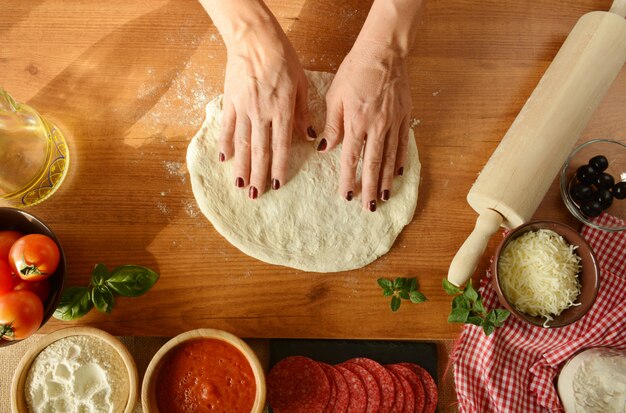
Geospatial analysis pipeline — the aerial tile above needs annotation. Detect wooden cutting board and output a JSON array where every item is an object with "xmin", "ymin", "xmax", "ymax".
[{"xmin": 1, "ymin": 0, "xmax": 624, "ymax": 340}]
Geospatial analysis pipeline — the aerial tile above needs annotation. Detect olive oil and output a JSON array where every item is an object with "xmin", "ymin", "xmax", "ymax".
[{"xmin": 0, "ymin": 89, "xmax": 69, "ymax": 207}]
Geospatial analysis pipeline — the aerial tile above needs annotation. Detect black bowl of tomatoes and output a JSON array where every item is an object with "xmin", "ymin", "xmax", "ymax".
[{"xmin": 0, "ymin": 207, "xmax": 66, "ymax": 346}]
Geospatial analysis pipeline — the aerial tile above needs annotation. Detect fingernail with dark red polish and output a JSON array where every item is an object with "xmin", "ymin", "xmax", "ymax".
[
  {"xmin": 219, "ymin": 152, "xmax": 225, "ymax": 162},
  {"xmin": 398, "ymin": 167, "xmax": 404, "ymax": 176},
  {"xmin": 369, "ymin": 200, "xmax": 377, "ymax": 212},
  {"xmin": 307, "ymin": 126, "xmax": 317, "ymax": 140},
  {"xmin": 235, "ymin": 177, "xmax": 244, "ymax": 188},
  {"xmin": 249, "ymin": 186, "xmax": 258, "ymax": 199},
  {"xmin": 381, "ymin": 190, "xmax": 390, "ymax": 201},
  {"xmin": 271, "ymin": 179, "xmax": 280, "ymax": 190},
  {"xmin": 317, "ymin": 138, "xmax": 327, "ymax": 152},
  {"xmin": 345, "ymin": 191, "xmax": 353, "ymax": 201}
]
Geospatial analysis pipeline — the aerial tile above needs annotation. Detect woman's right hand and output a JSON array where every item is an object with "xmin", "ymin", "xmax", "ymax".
[{"xmin": 217, "ymin": 12, "xmax": 311, "ymax": 199}]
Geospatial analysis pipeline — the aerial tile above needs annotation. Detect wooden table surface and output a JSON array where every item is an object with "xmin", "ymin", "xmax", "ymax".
[{"xmin": 2, "ymin": 0, "xmax": 625, "ymax": 340}]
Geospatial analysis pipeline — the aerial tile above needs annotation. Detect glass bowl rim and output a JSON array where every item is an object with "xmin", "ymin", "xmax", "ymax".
[{"xmin": 559, "ymin": 138, "xmax": 626, "ymax": 232}]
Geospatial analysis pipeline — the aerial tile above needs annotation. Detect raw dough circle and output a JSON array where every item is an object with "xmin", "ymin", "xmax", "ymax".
[{"xmin": 186, "ymin": 70, "xmax": 420, "ymax": 272}]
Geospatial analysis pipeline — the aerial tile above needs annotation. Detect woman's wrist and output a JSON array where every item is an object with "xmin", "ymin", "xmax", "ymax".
[
  {"xmin": 346, "ymin": 40, "xmax": 408, "ymax": 77},
  {"xmin": 199, "ymin": 0, "xmax": 279, "ymax": 48},
  {"xmin": 353, "ymin": 0, "xmax": 423, "ymax": 59}
]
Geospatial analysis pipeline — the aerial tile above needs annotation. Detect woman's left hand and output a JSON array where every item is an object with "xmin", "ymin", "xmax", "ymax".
[{"xmin": 320, "ymin": 41, "xmax": 413, "ymax": 212}]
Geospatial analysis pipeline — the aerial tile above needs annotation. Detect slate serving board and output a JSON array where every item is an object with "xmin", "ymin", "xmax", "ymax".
[{"xmin": 268, "ymin": 339, "xmax": 438, "ymax": 411}]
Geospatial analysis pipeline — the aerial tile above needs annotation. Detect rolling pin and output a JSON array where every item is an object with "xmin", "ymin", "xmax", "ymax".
[{"xmin": 448, "ymin": 1, "xmax": 626, "ymax": 287}]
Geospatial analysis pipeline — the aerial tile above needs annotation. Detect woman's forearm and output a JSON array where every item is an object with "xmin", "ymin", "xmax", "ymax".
[
  {"xmin": 354, "ymin": 0, "xmax": 424, "ymax": 58},
  {"xmin": 198, "ymin": 0, "xmax": 279, "ymax": 47}
]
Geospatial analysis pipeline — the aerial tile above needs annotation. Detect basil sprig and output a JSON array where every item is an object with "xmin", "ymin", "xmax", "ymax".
[
  {"xmin": 378, "ymin": 277, "xmax": 427, "ymax": 312},
  {"xmin": 54, "ymin": 264, "xmax": 159, "ymax": 321},
  {"xmin": 442, "ymin": 279, "xmax": 510, "ymax": 336}
]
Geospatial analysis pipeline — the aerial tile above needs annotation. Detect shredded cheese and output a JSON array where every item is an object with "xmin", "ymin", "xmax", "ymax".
[{"xmin": 498, "ymin": 229, "xmax": 581, "ymax": 326}]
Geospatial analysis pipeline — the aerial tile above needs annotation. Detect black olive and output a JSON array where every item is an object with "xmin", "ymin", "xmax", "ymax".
[
  {"xmin": 595, "ymin": 172, "xmax": 615, "ymax": 189},
  {"xmin": 595, "ymin": 189, "xmax": 613, "ymax": 209},
  {"xmin": 589, "ymin": 155, "xmax": 609, "ymax": 172},
  {"xmin": 569, "ymin": 183, "xmax": 594, "ymax": 202},
  {"xmin": 613, "ymin": 182, "xmax": 626, "ymax": 200},
  {"xmin": 580, "ymin": 200, "xmax": 603, "ymax": 217},
  {"xmin": 576, "ymin": 164, "xmax": 597, "ymax": 184}
]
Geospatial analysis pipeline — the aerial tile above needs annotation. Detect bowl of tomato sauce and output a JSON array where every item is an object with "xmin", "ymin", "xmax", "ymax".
[
  {"xmin": 141, "ymin": 328, "xmax": 266, "ymax": 413},
  {"xmin": 0, "ymin": 207, "xmax": 66, "ymax": 347}
]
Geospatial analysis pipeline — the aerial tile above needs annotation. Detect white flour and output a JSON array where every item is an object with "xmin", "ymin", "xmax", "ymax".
[{"xmin": 25, "ymin": 335, "xmax": 130, "ymax": 413}]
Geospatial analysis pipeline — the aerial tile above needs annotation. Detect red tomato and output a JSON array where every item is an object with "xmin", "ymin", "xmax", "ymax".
[
  {"xmin": 12, "ymin": 278, "xmax": 51, "ymax": 303},
  {"xmin": 0, "ymin": 290, "xmax": 43, "ymax": 341},
  {"xmin": 0, "ymin": 260, "xmax": 12, "ymax": 296},
  {"xmin": 9, "ymin": 234, "xmax": 60, "ymax": 281},
  {"xmin": 0, "ymin": 231, "xmax": 23, "ymax": 262}
]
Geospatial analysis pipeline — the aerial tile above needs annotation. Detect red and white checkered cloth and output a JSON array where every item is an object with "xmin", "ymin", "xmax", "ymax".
[{"xmin": 453, "ymin": 214, "xmax": 626, "ymax": 412}]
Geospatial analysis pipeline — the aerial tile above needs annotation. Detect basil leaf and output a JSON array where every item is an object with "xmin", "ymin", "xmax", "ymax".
[
  {"xmin": 92, "ymin": 263, "xmax": 110, "ymax": 286},
  {"xmin": 407, "ymin": 278, "xmax": 418, "ymax": 292},
  {"xmin": 442, "ymin": 279, "xmax": 462, "ymax": 295},
  {"xmin": 393, "ymin": 278, "xmax": 404, "ymax": 289},
  {"xmin": 398, "ymin": 290, "xmax": 410, "ymax": 300},
  {"xmin": 382, "ymin": 288, "xmax": 393, "ymax": 297},
  {"xmin": 482, "ymin": 322, "xmax": 496, "ymax": 336},
  {"xmin": 452, "ymin": 295, "xmax": 469, "ymax": 310},
  {"xmin": 467, "ymin": 316, "xmax": 484, "ymax": 327},
  {"xmin": 92, "ymin": 285, "xmax": 115, "ymax": 314},
  {"xmin": 486, "ymin": 310, "xmax": 498, "ymax": 325},
  {"xmin": 493, "ymin": 309, "xmax": 511, "ymax": 327},
  {"xmin": 390, "ymin": 296, "xmax": 401, "ymax": 312},
  {"xmin": 473, "ymin": 300, "xmax": 486, "ymax": 315},
  {"xmin": 463, "ymin": 281, "xmax": 479, "ymax": 302},
  {"xmin": 54, "ymin": 287, "xmax": 94, "ymax": 321},
  {"xmin": 377, "ymin": 278, "xmax": 393, "ymax": 290},
  {"xmin": 448, "ymin": 308, "xmax": 470, "ymax": 323},
  {"xmin": 409, "ymin": 291, "xmax": 426, "ymax": 303},
  {"xmin": 106, "ymin": 265, "xmax": 159, "ymax": 297}
]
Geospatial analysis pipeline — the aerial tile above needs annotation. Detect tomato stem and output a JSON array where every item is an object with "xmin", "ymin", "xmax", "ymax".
[
  {"xmin": 20, "ymin": 264, "xmax": 43, "ymax": 276},
  {"xmin": 0, "ymin": 322, "xmax": 15, "ymax": 340}
]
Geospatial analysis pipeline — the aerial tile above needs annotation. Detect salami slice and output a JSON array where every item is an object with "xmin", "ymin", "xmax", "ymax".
[
  {"xmin": 387, "ymin": 364, "xmax": 425, "ymax": 413},
  {"xmin": 340, "ymin": 362, "xmax": 381, "ymax": 413},
  {"xmin": 319, "ymin": 362, "xmax": 338, "ymax": 413},
  {"xmin": 346, "ymin": 358, "xmax": 395, "ymax": 412},
  {"xmin": 321, "ymin": 363, "xmax": 350, "ymax": 413},
  {"xmin": 385, "ymin": 367, "xmax": 405, "ymax": 413},
  {"xmin": 397, "ymin": 363, "xmax": 437, "ymax": 413},
  {"xmin": 268, "ymin": 356, "xmax": 331, "ymax": 413},
  {"xmin": 336, "ymin": 365, "xmax": 367, "ymax": 413},
  {"xmin": 387, "ymin": 366, "xmax": 415, "ymax": 413}
]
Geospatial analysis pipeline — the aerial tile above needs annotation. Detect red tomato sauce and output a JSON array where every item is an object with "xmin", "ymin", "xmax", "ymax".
[{"xmin": 155, "ymin": 338, "xmax": 256, "ymax": 413}]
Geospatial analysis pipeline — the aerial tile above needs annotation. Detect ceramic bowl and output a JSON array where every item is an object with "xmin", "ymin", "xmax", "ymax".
[
  {"xmin": 492, "ymin": 221, "xmax": 600, "ymax": 328},
  {"xmin": 142, "ymin": 328, "xmax": 266, "ymax": 413},
  {"xmin": 560, "ymin": 139, "xmax": 626, "ymax": 231},
  {"xmin": 11, "ymin": 326, "xmax": 138, "ymax": 413},
  {"xmin": 0, "ymin": 207, "xmax": 66, "ymax": 347}
]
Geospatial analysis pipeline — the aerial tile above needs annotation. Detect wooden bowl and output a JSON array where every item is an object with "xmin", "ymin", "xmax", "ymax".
[
  {"xmin": 142, "ymin": 328, "xmax": 266, "ymax": 413},
  {"xmin": 11, "ymin": 327, "xmax": 138, "ymax": 413},
  {"xmin": 492, "ymin": 221, "xmax": 600, "ymax": 328},
  {"xmin": 0, "ymin": 207, "xmax": 66, "ymax": 347}
]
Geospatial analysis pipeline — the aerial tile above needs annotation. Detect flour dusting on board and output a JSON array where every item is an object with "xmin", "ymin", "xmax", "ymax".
[
  {"xmin": 164, "ymin": 161, "xmax": 187, "ymax": 179},
  {"xmin": 138, "ymin": 61, "xmax": 215, "ymax": 133}
]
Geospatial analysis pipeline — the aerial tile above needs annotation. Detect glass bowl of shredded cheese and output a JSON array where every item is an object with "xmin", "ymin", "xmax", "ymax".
[{"xmin": 492, "ymin": 221, "xmax": 600, "ymax": 328}]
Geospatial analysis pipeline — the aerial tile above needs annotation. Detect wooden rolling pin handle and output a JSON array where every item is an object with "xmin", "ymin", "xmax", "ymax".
[
  {"xmin": 447, "ymin": 209, "xmax": 504, "ymax": 287},
  {"xmin": 610, "ymin": 0, "xmax": 626, "ymax": 17}
]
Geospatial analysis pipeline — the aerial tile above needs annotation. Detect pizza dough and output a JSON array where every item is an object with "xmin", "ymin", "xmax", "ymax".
[{"xmin": 186, "ymin": 70, "xmax": 420, "ymax": 272}]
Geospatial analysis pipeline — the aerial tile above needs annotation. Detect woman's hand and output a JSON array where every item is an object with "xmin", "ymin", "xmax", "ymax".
[
  {"xmin": 320, "ymin": 42, "xmax": 412, "ymax": 211},
  {"xmin": 200, "ymin": 0, "xmax": 311, "ymax": 199}
]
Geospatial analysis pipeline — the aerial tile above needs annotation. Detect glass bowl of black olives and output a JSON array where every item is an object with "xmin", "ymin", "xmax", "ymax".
[{"xmin": 560, "ymin": 139, "xmax": 626, "ymax": 231}]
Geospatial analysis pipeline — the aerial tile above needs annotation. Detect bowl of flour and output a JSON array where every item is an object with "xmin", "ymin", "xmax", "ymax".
[{"xmin": 11, "ymin": 327, "xmax": 137, "ymax": 413}]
